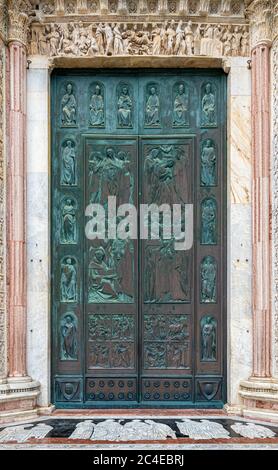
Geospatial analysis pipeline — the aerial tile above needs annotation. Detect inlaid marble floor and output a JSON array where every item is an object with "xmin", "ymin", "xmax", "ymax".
[{"xmin": 0, "ymin": 415, "xmax": 278, "ymax": 448}]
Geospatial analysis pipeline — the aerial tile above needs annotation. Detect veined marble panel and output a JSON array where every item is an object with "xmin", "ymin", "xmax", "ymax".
[{"xmin": 230, "ymin": 96, "xmax": 251, "ymax": 204}]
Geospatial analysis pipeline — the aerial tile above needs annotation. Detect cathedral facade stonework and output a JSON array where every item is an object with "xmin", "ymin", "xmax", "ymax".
[{"xmin": 0, "ymin": 0, "xmax": 278, "ymax": 422}]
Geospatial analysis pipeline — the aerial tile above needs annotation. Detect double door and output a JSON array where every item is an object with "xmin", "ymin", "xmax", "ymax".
[{"xmin": 51, "ymin": 70, "xmax": 226, "ymax": 407}]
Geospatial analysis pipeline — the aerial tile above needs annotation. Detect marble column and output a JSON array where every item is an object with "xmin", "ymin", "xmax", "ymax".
[
  {"xmin": 273, "ymin": 0, "xmax": 278, "ymax": 381},
  {"xmin": 239, "ymin": 0, "xmax": 278, "ymax": 421},
  {"xmin": 0, "ymin": 4, "xmax": 7, "ymax": 383},
  {"xmin": 0, "ymin": 2, "xmax": 40, "ymax": 424}
]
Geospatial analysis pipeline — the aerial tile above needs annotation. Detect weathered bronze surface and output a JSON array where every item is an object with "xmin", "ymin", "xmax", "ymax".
[{"xmin": 51, "ymin": 69, "xmax": 226, "ymax": 407}]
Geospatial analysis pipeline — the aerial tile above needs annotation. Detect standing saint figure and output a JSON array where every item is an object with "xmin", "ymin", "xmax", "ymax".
[
  {"xmin": 201, "ymin": 316, "xmax": 216, "ymax": 360},
  {"xmin": 104, "ymin": 23, "xmax": 114, "ymax": 55},
  {"xmin": 201, "ymin": 83, "xmax": 216, "ymax": 126},
  {"xmin": 61, "ymin": 83, "xmax": 77, "ymax": 125},
  {"xmin": 61, "ymin": 314, "xmax": 77, "ymax": 360},
  {"xmin": 201, "ymin": 139, "xmax": 217, "ymax": 186},
  {"xmin": 175, "ymin": 20, "xmax": 185, "ymax": 55},
  {"xmin": 61, "ymin": 258, "xmax": 77, "ymax": 302},
  {"xmin": 61, "ymin": 198, "xmax": 77, "ymax": 243},
  {"xmin": 113, "ymin": 23, "xmax": 124, "ymax": 55},
  {"xmin": 184, "ymin": 21, "xmax": 194, "ymax": 55},
  {"xmin": 95, "ymin": 23, "xmax": 105, "ymax": 54},
  {"xmin": 117, "ymin": 85, "xmax": 132, "ymax": 127},
  {"xmin": 201, "ymin": 198, "xmax": 217, "ymax": 244},
  {"xmin": 61, "ymin": 140, "xmax": 76, "ymax": 185},
  {"xmin": 89, "ymin": 84, "xmax": 104, "ymax": 126},
  {"xmin": 152, "ymin": 23, "xmax": 162, "ymax": 55},
  {"xmin": 200, "ymin": 256, "xmax": 217, "ymax": 303},
  {"xmin": 145, "ymin": 86, "xmax": 160, "ymax": 126},
  {"xmin": 173, "ymin": 83, "xmax": 188, "ymax": 127}
]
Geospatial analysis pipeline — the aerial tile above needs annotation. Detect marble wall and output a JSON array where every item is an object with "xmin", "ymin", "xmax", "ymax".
[
  {"xmin": 26, "ymin": 58, "xmax": 252, "ymax": 407},
  {"xmin": 26, "ymin": 57, "xmax": 50, "ymax": 406},
  {"xmin": 227, "ymin": 57, "xmax": 252, "ymax": 404}
]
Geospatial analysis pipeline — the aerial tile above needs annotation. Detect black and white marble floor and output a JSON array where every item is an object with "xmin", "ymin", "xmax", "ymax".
[{"xmin": 0, "ymin": 415, "xmax": 278, "ymax": 448}]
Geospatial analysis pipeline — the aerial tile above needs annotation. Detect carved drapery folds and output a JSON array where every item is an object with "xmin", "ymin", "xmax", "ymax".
[{"xmin": 28, "ymin": 20, "xmax": 250, "ymax": 58}]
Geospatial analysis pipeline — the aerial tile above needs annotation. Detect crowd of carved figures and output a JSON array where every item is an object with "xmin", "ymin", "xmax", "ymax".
[{"xmin": 29, "ymin": 20, "xmax": 249, "ymax": 57}]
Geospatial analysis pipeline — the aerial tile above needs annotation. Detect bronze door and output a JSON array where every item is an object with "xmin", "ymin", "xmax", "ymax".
[{"xmin": 51, "ymin": 70, "xmax": 226, "ymax": 407}]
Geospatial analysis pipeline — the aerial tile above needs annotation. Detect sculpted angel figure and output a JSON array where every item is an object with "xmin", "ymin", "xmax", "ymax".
[
  {"xmin": 175, "ymin": 20, "xmax": 185, "ymax": 55},
  {"xmin": 184, "ymin": 20, "xmax": 194, "ymax": 55}
]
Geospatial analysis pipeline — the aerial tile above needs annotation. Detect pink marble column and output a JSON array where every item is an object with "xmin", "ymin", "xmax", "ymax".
[
  {"xmin": 8, "ymin": 40, "xmax": 27, "ymax": 378},
  {"xmin": 251, "ymin": 42, "xmax": 272, "ymax": 378}
]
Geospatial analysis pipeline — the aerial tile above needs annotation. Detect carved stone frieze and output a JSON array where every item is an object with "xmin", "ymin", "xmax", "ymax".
[
  {"xmin": 27, "ymin": 20, "xmax": 250, "ymax": 57},
  {"xmin": 38, "ymin": 0, "xmax": 245, "ymax": 17}
]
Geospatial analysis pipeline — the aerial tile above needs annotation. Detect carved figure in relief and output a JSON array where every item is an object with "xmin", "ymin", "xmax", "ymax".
[
  {"xmin": 38, "ymin": 28, "xmax": 48, "ymax": 55},
  {"xmin": 173, "ymin": 83, "xmax": 189, "ymax": 127},
  {"xmin": 145, "ymin": 343, "xmax": 166, "ymax": 368},
  {"xmin": 193, "ymin": 23, "xmax": 202, "ymax": 55},
  {"xmin": 201, "ymin": 316, "xmax": 216, "ymax": 361},
  {"xmin": 201, "ymin": 256, "xmax": 217, "ymax": 303},
  {"xmin": 241, "ymin": 26, "xmax": 249, "ymax": 56},
  {"xmin": 145, "ymin": 86, "xmax": 160, "ymax": 126},
  {"xmin": 200, "ymin": 24, "xmax": 214, "ymax": 55},
  {"xmin": 160, "ymin": 20, "xmax": 168, "ymax": 54},
  {"xmin": 117, "ymin": 84, "xmax": 132, "ymax": 127},
  {"xmin": 90, "ymin": 343, "xmax": 109, "ymax": 367},
  {"xmin": 166, "ymin": 19, "xmax": 176, "ymax": 54},
  {"xmin": 113, "ymin": 23, "xmax": 124, "ymax": 55},
  {"xmin": 201, "ymin": 139, "xmax": 216, "ymax": 186},
  {"xmin": 61, "ymin": 198, "xmax": 77, "ymax": 243},
  {"xmin": 174, "ymin": 20, "xmax": 185, "ymax": 55},
  {"xmin": 104, "ymin": 23, "xmax": 114, "ymax": 55},
  {"xmin": 212, "ymin": 25, "xmax": 223, "ymax": 57},
  {"xmin": 144, "ymin": 145, "xmax": 185, "ymax": 204},
  {"xmin": 168, "ymin": 343, "xmax": 188, "ymax": 368},
  {"xmin": 88, "ymin": 245, "xmax": 133, "ymax": 303},
  {"xmin": 112, "ymin": 343, "xmax": 132, "ymax": 368},
  {"xmin": 61, "ymin": 258, "xmax": 77, "ymax": 302},
  {"xmin": 231, "ymin": 26, "xmax": 241, "ymax": 56},
  {"xmin": 221, "ymin": 0, "xmax": 230, "ymax": 13},
  {"xmin": 89, "ymin": 84, "xmax": 104, "ymax": 126},
  {"xmin": 61, "ymin": 140, "xmax": 76, "ymax": 185},
  {"xmin": 95, "ymin": 23, "xmax": 105, "ymax": 54},
  {"xmin": 184, "ymin": 20, "xmax": 194, "ymax": 55},
  {"xmin": 152, "ymin": 23, "xmax": 162, "ymax": 55},
  {"xmin": 201, "ymin": 198, "xmax": 217, "ymax": 244},
  {"xmin": 222, "ymin": 25, "xmax": 233, "ymax": 56},
  {"xmin": 199, "ymin": 0, "xmax": 209, "ymax": 13},
  {"xmin": 61, "ymin": 83, "xmax": 77, "ymax": 125},
  {"xmin": 77, "ymin": 0, "xmax": 87, "ymax": 9},
  {"xmin": 48, "ymin": 23, "xmax": 60, "ymax": 56},
  {"xmin": 201, "ymin": 83, "xmax": 216, "ymax": 126},
  {"xmin": 61, "ymin": 313, "xmax": 78, "ymax": 360}
]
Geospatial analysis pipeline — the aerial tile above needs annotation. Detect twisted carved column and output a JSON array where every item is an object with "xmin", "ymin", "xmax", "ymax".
[{"xmin": 239, "ymin": 0, "xmax": 278, "ymax": 419}]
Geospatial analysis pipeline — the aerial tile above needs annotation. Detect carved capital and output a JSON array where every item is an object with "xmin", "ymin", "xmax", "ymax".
[
  {"xmin": 273, "ymin": 1, "xmax": 278, "ymax": 43},
  {"xmin": 7, "ymin": 0, "xmax": 31, "ymax": 45},
  {"xmin": 246, "ymin": 0, "xmax": 272, "ymax": 49}
]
